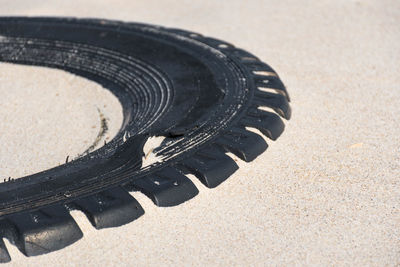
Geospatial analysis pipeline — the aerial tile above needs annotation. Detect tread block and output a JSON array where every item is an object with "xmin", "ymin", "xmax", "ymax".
[
  {"xmin": 242, "ymin": 108, "xmax": 285, "ymax": 140},
  {"xmin": 179, "ymin": 146, "xmax": 239, "ymax": 188},
  {"xmin": 204, "ymin": 37, "xmax": 234, "ymax": 48},
  {"xmin": 0, "ymin": 239, "xmax": 10, "ymax": 263},
  {"xmin": 73, "ymin": 187, "xmax": 144, "ymax": 229},
  {"xmin": 216, "ymin": 127, "xmax": 268, "ymax": 162},
  {"xmin": 7, "ymin": 205, "xmax": 83, "ymax": 257},
  {"xmin": 244, "ymin": 61, "xmax": 275, "ymax": 72},
  {"xmin": 253, "ymin": 91, "xmax": 292, "ymax": 119},
  {"xmin": 129, "ymin": 167, "xmax": 199, "ymax": 207},
  {"xmin": 254, "ymin": 75, "xmax": 290, "ymax": 100},
  {"xmin": 229, "ymin": 48, "xmax": 259, "ymax": 60}
]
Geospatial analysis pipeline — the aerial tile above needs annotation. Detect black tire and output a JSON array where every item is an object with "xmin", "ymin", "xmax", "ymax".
[{"xmin": 0, "ymin": 17, "xmax": 290, "ymax": 262}]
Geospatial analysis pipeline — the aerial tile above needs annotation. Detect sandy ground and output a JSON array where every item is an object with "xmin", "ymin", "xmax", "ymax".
[
  {"xmin": 0, "ymin": 63, "xmax": 123, "ymax": 179},
  {"xmin": 1, "ymin": 0, "xmax": 399, "ymax": 266}
]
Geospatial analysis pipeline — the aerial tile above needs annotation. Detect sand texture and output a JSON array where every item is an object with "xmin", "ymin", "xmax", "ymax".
[
  {"xmin": 0, "ymin": 63, "xmax": 123, "ymax": 179},
  {"xmin": 0, "ymin": 0, "xmax": 399, "ymax": 266}
]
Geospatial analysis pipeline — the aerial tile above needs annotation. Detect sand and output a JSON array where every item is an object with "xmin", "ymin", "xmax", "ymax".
[
  {"xmin": 0, "ymin": 0, "xmax": 399, "ymax": 266},
  {"xmin": 0, "ymin": 63, "xmax": 123, "ymax": 179}
]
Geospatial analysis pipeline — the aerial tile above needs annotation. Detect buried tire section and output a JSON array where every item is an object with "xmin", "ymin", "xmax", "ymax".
[{"xmin": 0, "ymin": 17, "xmax": 290, "ymax": 262}]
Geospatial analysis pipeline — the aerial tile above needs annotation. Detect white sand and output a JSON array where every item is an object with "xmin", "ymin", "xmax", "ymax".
[
  {"xmin": 0, "ymin": 63, "xmax": 123, "ymax": 179},
  {"xmin": 1, "ymin": 0, "xmax": 399, "ymax": 266}
]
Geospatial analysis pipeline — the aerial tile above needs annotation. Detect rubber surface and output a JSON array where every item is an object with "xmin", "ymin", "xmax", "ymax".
[{"xmin": 0, "ymin": 17, "xmax": 290, "ymax": 262}]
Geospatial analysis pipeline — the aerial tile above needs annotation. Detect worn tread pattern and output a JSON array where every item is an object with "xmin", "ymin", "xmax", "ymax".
[{"xmin": 0, "ymin": 17, "xmax": 290, "ymax": 262}]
